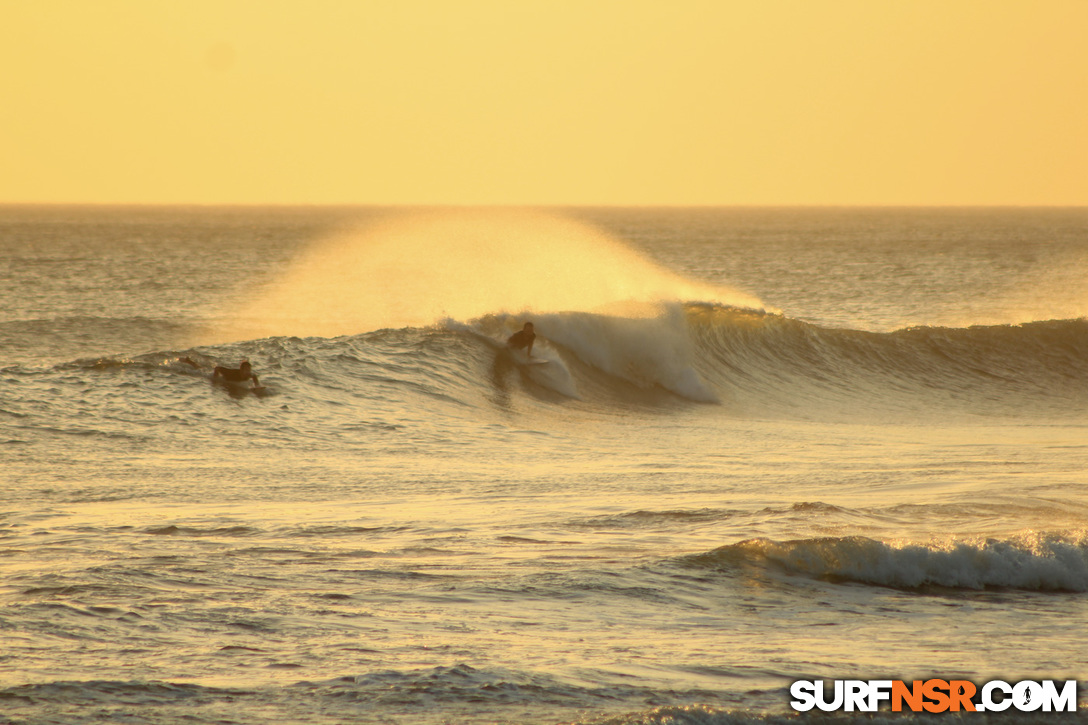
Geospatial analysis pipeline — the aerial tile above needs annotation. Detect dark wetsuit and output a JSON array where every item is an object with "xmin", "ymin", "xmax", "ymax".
[
  {"xmin": 214, "ymin": 364, "xmax": 259, "ymax": 386},
  {"xmin": 507, "ymin": 329, "xmax": 535, "ymax": 351}
]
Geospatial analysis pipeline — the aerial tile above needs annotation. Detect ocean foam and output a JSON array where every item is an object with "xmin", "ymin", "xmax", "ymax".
[
  {"xmin": 692, "ymin": 533, "xmax": 1088, "ymax": 591},
  {"xmin": 528, "ymin": 305, "xmax": 719, "ymax": 403}
]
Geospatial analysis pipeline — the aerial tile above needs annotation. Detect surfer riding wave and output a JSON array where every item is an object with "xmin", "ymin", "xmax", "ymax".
[{"xmin": 507, "ymin": 322, "xmax": 536, "ymax": 358}]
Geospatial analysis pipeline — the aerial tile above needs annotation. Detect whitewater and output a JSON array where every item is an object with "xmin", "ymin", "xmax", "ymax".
[{"xmin": 2, "ymin": 206, "xmax": 1087, "ymax": 724}]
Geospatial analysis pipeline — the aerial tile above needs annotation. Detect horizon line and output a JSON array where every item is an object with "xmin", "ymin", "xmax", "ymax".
[{"xmin": 2, "ymin": 201, "xmax": 1087, "ymax": 210}]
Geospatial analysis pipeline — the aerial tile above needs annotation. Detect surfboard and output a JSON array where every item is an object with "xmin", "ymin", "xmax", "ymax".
[{"xmin": 522, "ymin": 358, "xmax": 549, "ymax": 366}]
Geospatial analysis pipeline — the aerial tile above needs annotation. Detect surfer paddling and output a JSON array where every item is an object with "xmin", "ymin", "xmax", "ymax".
[
  {"xmin": 506, "ymin": 322, "xmax": 536, "ymax": 358},
  {"xmin": 213, "ymin": 360, "xmax": 260, "ymax": 387}
]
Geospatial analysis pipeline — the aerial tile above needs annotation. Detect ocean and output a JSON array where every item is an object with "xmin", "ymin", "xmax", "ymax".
[{"xmin": 1, "ymin": 205, "xmax": 1087, "ymax": 724}]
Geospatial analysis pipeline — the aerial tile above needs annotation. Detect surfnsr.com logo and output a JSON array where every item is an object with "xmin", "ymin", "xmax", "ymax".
[{"xmin": 790, "ymin": 680, "xmax": 1077, "ymax": 713}]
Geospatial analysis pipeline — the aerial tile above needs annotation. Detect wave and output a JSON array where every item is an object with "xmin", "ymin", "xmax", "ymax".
[
  {"xmin": 457, "ymin": 305, "xmax": 1088, "ymax": 418},
  {"xmin": 690, "ymin": 305, "xmax": 1088, "ymax": 419},
  {"xmin": 0, "ymin": 315, "xmax": 190, "ymax": 366},
  {"xmin": 0, "ymin": 679, "xmax": 247, "ymax": 705},
  {"xmin": 566, "ymin": 508, "xmax": 742, "ymax": 532},
  {"xmin": 682, "ymin": 532, "xmax": 1088, "ymax": 592},
  {"xmin": 0, "ymin": 669, "xmax": 744, "ymax": 725},
  {"xmin": 8, "ymin": 303, "xmax": 1088, "ymax": 424}
]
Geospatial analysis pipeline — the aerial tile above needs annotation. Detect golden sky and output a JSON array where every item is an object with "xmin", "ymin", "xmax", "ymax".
[{"xmin": 3, "ymin": 1, "xmax": 1086, "ymax": 206}]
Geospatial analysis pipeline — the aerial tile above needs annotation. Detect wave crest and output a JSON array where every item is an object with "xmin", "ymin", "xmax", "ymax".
[{"xmin": 684, "ymin": 533, "xmax": 1088, "ymax": 591}]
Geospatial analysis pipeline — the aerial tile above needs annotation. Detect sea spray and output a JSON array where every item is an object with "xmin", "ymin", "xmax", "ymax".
[{"xmin": 205, "ymin": 209, "xmax": 763, "ymax": 343}]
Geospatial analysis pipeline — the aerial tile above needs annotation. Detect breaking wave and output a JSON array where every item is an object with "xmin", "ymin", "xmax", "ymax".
[
  {"xmin": 683, "ymin": 532, "xmax": 1088, "ymax": 592},
  {"xmin": 9, "ymin": 303, "xmax": 1088, "ymax": 425}
]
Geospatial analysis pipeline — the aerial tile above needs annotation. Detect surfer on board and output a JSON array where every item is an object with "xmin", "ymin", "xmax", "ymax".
[
  {"xmin": 506, "ymin": 322, "xmax": 536, "ymax": 358},
  {"xmin": 213, "ymin": 360, "xmax": 260, "ymax": 387}
]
